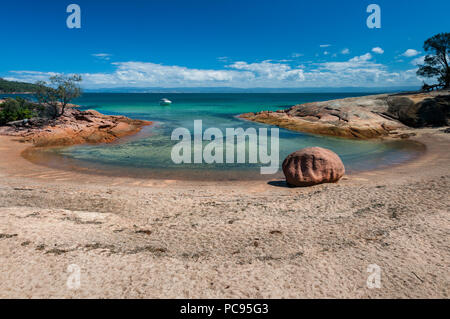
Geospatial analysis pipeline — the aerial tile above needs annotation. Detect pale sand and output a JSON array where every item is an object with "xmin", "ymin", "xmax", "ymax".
[{"xmin": 0, "ymin": 130, "xmax": 449, "ymax": 298}]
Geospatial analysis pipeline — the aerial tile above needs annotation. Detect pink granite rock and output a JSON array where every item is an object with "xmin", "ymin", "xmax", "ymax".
[{"xmin": 282, "ymin": 147, "xmax": 345, "ymax": 187}]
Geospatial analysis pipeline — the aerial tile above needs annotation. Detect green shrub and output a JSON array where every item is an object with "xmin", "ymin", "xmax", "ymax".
[{"xmin": 0, "ymin": 97, "xmax": 37, "ymax": 125}]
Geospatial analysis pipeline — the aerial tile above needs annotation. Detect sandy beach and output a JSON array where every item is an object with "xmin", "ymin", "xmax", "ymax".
[
  {"xmin": 0, "ymin": 127, "xmax": 449, "ymax": 298},
  {"xmin": 2, "ymin": 0, "xmax": 449, "ymax": 303}
]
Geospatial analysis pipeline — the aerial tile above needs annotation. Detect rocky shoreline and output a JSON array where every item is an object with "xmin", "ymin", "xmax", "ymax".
[
  {"xmin": 0, "ymin": 106, "xmax": 152, "ymax": 147},
  {"xmin": 1, "ymin": 91, "xmax": 448, "ymax": 149},
  {"xmin": 239, "ymin": 90, "xmax": 450, "ymax": 139}
]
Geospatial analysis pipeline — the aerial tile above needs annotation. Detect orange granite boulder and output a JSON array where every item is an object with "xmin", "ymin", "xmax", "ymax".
[{"xmin": 282, "ymin": 147, "xmax": 345, "ymax": 187}]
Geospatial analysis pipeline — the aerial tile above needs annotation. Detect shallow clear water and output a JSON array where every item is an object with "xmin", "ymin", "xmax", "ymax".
[{"xmin": 25, "ymin": 93, "xmax": 425, "ymax": 180}]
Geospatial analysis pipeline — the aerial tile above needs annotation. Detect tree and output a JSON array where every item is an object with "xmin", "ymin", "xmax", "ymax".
[
  {"xmin": 417, "ymin": 33, "xmax": 450, "ymax": 89},
  {"xmin": 35, "ymin": 75, "xmax": 82, "ymax": 118}
]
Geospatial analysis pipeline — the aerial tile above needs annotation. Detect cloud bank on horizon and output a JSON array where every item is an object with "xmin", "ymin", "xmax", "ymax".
[{"xmin": 5, "ymin": 50, "xmax": 424, "ymax": 89}]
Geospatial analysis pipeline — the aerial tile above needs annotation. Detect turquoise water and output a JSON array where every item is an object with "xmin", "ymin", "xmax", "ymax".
[{"xmin": 27, "ymin": 93, "xmax": 424, "ymax": 180}]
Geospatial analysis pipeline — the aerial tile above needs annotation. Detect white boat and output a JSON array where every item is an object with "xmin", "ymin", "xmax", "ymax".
[{"xmin": 159, "ymin": 98, "xmax": 172, "ymax": 106}]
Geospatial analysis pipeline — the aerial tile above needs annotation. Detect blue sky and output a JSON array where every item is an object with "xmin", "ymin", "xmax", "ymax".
[{"xmin": 1, "ymin": 0, "xmax": 449, "ymax": 89}]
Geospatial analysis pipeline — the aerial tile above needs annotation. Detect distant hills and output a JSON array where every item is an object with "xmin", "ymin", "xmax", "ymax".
[
  {"xmin": 84, "ymin": 86, "xmax": 420, "ymax": 94},
  {"xmin": 0, "ymin": 78, "xmax": 39, "ymax": 93},
  {"xmin": 0, "ymin": 77, "xmax": 419, "ymax": 94}
]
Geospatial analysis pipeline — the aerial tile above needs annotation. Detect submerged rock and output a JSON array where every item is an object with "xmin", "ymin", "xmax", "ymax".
[{"xmin": 282, "ymin": 147, "xmax": 345, "ymax": 187}]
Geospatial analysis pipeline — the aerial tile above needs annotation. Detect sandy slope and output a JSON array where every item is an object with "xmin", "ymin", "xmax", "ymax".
[{"xmin": 0, "ymin": 130, "xmax": 449, "ymax": 298}]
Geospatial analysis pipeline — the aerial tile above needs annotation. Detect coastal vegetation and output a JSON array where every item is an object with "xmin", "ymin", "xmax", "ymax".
[
  {"xmin": 0, "ymin": 78, "xmax": 39, "ymax": 93},
  {"xmin": 0, "ymin": 97, "xmax": 42, "ymax": 125},
  {"xmin": 417, "ymin": 32, "xmax": 450, "ymax": 89},
  {"xmin": 35, "ymin": 75, "xmax": 82, "ymax": 118},
  {"xmin": 0, "ymin": 75, "xmax": 82, "ymax": 125}
]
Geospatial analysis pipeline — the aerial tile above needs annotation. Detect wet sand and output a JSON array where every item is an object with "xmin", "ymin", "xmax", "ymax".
[{"xmin": 0, "ymin": 129, "xmax": 449, "ymax": 298}]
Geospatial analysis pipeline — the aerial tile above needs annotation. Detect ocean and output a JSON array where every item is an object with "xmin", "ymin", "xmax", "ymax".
[{"xmin": 20, "ymin": 93, "xmax": 425, "ymax": 180}]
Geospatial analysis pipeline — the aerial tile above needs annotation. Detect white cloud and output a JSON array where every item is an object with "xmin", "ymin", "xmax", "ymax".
[
  {"xmin": 4, "ymin": 53, "xmax": 422, "ymax": 88},
  {"xmin": 291, "ymin": 53, "xmax": 303, "ymax": 58},
  {"xmin": 341, "ymin": 48, "xmax": 350, "ymax": 55},
  {"xmin": 320, "ymin": 44, "xmax": 331, "ymax": 48},
  {"xmin": 411, "ymin": 55, "xmax": 425, "ymax": 66},
  {"xmin": 372, "ymin": 47, "xmax": 384, "ymax": 54},
  {"xmin": 307, "ymin": 53, "xmax": 419, "ymax": 86},
  {"xmin": 227, "ymin": 60, "xmax": 305, "ymax": 81},
  {"xmin": 217, "ymin": 56, "xmax": 229, "ymax": 62},
  {"xmin": 92, "ymin": 53, "xmax": 112, "ymax": 60},
  {"xmin": 107, "ymin": 61, "xmax": 254, "ymax": 85},
  {"xmin": 402, "ymin": 49, "xmax": 420, "ymax": 57},
  {"xmin": 6, "ymin": 60, "xmax": 304, "ymax": 87},
  {"xmin": 316, "ymin": 53, "xmax": 376, "ymax": 73},
  {"xmin": 350, "ymin": 53, "xmax": 372, "ymax": 62},
  {"xmin": 4, "ymin": 71, "xmax": 60, "ymax": 83},
  {"xmin": 5, "ymin": 64, "xmax": 250, "ymax": 87}
]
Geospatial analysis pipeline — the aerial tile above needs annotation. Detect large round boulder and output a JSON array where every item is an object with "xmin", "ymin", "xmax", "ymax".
[{"xmin": 282, "ymin": 147, "xmax": 345, "ymax": 187}]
